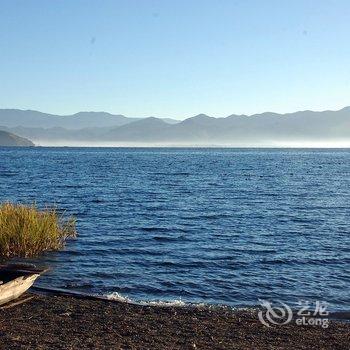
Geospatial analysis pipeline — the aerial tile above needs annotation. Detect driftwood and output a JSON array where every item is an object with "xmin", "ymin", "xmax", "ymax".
[
  {"xmin": 0, "ymin": 263, "xmax": 48, "ymax": 306},
  {"xmin": 0, "ymin": 294, "xmax": 35, "ymax": 309}
]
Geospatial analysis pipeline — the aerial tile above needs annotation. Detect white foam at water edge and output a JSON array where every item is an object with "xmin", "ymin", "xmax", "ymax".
[
  {"xmin": 140, "ymin": 299, "xmax": 187, "ymax": 307},
  {"xmin": 105, "ymin": 292, "xmax": 133, "ymax": 303},
  {"xmin": 104, "ymin": 292, "xmax": 209, "ymax": 308}
]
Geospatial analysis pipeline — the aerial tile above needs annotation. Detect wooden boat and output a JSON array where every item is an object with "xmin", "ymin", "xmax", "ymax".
[{"xmin": 0, "ymin": 263, "xmax": 48, "ymax": 306}]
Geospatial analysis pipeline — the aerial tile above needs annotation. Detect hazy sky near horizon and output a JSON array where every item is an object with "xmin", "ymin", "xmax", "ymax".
[{"xmin": 1, "ymin": 0, "xmax": 349, "ymax": 119}]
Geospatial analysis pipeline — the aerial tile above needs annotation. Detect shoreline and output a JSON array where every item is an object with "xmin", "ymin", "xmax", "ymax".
[
  {"xmin": 0, "ymin": 292, "xmax": 349, "ymax": 349},
  {"xmin": 32, "ymin": 285, "xmax": 350, "ymax": 320}
]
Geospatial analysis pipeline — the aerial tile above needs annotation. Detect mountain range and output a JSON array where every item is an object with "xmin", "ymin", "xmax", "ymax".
[
  {"xmin": 0, "ymin": 109, "xmax": 179, "ymax": 129},
  {"xmin": 1, "ymin": 107, "xmax": 350, "ymax": 146}
]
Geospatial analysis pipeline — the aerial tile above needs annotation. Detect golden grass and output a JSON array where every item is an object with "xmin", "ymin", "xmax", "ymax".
[{"xmin": 0, "ymin": 202, "xmax": 76, "ymax": 259}]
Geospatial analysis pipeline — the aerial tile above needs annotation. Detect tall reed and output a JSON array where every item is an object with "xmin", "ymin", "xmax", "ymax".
[{"xmin": 0, "ymin": 202, "xmax": 76, "ymax": 259}]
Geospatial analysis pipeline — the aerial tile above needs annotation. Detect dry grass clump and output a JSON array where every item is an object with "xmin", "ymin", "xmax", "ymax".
[{"xmin": 0, "ymin": 202, "xmax": 76, "ymax": 259}]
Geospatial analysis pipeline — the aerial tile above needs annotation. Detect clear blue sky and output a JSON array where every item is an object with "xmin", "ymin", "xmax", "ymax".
[{"xmin": 1, "ymin": 0, "xmax": 349, "ymax": 119}]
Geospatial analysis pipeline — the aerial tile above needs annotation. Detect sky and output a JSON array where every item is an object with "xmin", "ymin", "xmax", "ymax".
[{"xmin": 0, "ymin": 0, "xmax": 349, "ymax": 120}]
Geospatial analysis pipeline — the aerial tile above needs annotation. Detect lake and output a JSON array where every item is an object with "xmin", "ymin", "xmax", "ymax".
[{"xmin": 0, "ymin": 147, "xmax": 349, "ymax": 310}]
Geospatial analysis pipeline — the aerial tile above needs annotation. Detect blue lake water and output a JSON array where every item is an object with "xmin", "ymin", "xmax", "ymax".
[{"xmin": 0, "ymin": 147, "xmax": 349, "ymax": 310}]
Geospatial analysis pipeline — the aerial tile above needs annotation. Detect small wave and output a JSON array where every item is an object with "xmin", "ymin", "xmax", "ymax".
[
  {"xmin": 0, "ymin": 171, "xmax": 18, "ymax": 177},
  {"xmin": 153, "ymin": 235, "xmax": 187, "ymax": 242},
  {"xmin": 153, "ymin": 172, "xmax": 190, "ymax": 176},
  {"xmin": 141, "ymin": 227, "xmax": 168, "ymax": 233},
  {"xmin": 91, "ymin": 198, "xmax": 105, "ymax": 203},
  {"xmin": 64, "ymin": 281, "xmax": 94, "ymax": 289},
  {"xmin": 56, "ymin": 184, "xmax": 84, "ymax": 189},
  {"xmin": 106, "ymin": 291, "xmax": 133, "ymax": 303},
  {"xmin": 180, "ymin": 213, "xmax": 232, "ymax": 220},
  {"xmin": 105, "ymin": 292, "xmax": 198, "ymax": 308},
  {"xmin": 141, "ymin": 299, "xmax": 187, "ymax": 307}
]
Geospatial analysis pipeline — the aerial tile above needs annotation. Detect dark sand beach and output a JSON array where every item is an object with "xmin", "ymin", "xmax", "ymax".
[{"xmin": 0, "ymin": 293, "xmax": 349, "ymax": 349}]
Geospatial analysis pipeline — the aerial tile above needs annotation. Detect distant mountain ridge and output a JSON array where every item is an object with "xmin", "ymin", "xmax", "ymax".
[
  {"xmin": 0, "ymin": 109, "xmax": 179, "ymax": 129},
  {"xmin": 0, "ymin": 107, "xmax": 350, "ymax": 146},
  {"xmin": 0, "ymin": 130, "xmax": 34, "ymax": 146}
]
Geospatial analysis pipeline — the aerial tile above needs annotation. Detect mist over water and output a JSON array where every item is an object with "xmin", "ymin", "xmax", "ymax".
[
  {"xmin": 0, "ymin": 147, "xmax": 349, "ymax": 310},
  {"xmin": 31, "ymin": 139, "xmax": 350, "ymax": 148}
]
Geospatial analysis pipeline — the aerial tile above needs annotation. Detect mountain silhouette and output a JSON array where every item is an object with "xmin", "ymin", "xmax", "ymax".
[
  {"xmin": 0, "ymin": 109, "xmax": 179, "ymax": 129},
  {"xmin": 0, "ymin": 130, "xmax": 34, "ymax": 146},
  {"xmin": 1, "ymin": 107, "xmax": 350, "ymax": 146}
]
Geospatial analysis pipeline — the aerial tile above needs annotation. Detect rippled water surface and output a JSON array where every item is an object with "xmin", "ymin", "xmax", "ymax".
[{"xmin": 0, "ymin": 147, "xmax": 349, "ymax": 310}]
